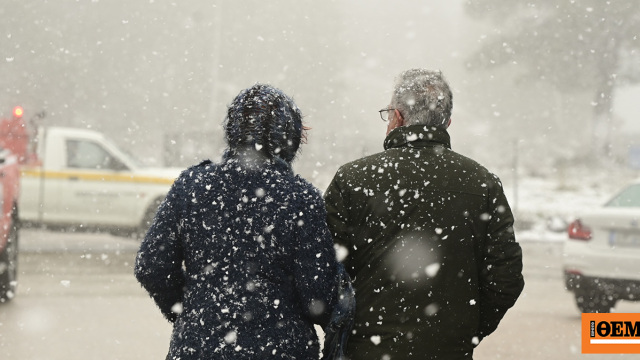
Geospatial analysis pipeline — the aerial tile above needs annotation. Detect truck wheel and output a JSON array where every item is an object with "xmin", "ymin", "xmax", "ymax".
[
  {"xmin": 574, "ymin": 290, "xmax": 616, "ymax": 313},
  {"xmin": 136, "ymin": 198, "xmax": 163, "ymax": 240},
  {"xmin": 0, "ymin": 215, "xmax": 19, "ymax": 303}
]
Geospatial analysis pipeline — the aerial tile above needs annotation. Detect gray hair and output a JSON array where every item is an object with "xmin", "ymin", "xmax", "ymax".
[{"xmin": 391, "ymin": 69, "xmax": 453, "ymax": 127}]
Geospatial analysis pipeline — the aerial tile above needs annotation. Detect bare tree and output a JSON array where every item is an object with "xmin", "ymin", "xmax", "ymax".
[{"xmin": 465, "ymin": 0, "xmax": 640, "ymax": 159}]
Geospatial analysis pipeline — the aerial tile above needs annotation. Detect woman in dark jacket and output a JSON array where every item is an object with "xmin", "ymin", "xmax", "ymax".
[{"xmin": 135, "ymin": 84, "xmax": 341, "ymax": 359}]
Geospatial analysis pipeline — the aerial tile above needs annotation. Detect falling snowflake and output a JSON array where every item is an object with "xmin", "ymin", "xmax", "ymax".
[{"xmin": 370, "ymin": 335, "xmax": 381, "ymax": 345}]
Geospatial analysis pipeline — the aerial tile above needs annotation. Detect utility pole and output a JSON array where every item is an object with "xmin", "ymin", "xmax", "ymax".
[
  {"xmin": 513, "ymin": 139, "xmax": 519, "ymax": 214},
  {"xmin": 209, "ymin": 2, "xmax": 223, "ymax": 121}
]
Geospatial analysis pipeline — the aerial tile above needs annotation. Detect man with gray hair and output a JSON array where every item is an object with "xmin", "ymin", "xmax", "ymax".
[{"xmin": 324, "ymin": 69, "xmax": 524, "ymax": 359}]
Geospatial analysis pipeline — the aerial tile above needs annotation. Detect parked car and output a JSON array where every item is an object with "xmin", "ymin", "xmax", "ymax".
[{"xmin": 563, "ymin": 178, "xmax": 640, "ymax": 313}]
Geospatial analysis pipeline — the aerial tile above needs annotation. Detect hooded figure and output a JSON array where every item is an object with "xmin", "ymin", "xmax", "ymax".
[{"xmin": 135, "ymin": 84, "xmax": 345, "ymax": 359}]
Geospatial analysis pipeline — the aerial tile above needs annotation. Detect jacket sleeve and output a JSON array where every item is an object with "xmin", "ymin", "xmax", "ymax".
[
  {"xmin": 134, "ymin": 174, "xmax": 187, "ymax": 323},
  {"xmin": 323, "ymin": 168, "xmax": 352, "ymax": 255},
  {"xmin": 477, "ymin": 175, "xmax": 525, "ymax": 341},
  {"xmin": 293, "ymin": 187, "xmax": 339, "ymax": 328}
]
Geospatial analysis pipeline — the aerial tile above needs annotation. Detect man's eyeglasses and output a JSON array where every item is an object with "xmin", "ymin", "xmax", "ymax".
[{"xmin": 378, "ymin": 108, "xmax": 396, "ymax": 122}]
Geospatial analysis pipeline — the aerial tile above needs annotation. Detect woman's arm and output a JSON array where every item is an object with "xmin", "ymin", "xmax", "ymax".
[
  {"xmin": 292, "ymin": 186, "xmax": 339, "ymax": 327},
  {"xmin": 134, "ymin": 174, "xmax": 187, "ymax": 322}
]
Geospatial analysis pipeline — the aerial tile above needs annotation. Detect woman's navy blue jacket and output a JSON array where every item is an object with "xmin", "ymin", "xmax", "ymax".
[{"xmin": 135, "ymin": 153, "xmax": 339, "ymax": 359}]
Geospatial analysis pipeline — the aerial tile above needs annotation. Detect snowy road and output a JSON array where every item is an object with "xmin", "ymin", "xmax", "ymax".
[
  {"xmin": 0, "ymin": 229, "xmax": 172, "ymax": 360},
  {"xmin": 1, "ymin": 229, "xmax": 640, "ymax": 359}
]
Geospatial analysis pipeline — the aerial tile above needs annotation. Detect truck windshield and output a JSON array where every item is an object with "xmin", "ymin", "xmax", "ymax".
[
  {"xmin": 120, "ymin": 147, "xmax": 147, "ymax": 168},
  {"xmin": 100, "ymin": 137, "xmax": 147, "ymax": 169}
]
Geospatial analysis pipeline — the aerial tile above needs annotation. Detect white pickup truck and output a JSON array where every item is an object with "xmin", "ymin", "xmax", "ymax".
[{"xmin": 19, "ymin": 126, "xmax": 181, "ymax": 236}]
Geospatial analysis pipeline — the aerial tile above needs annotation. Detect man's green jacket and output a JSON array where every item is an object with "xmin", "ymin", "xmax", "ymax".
[{"xmin": 324, "ymin": 125, "xmax": 525, "ymax": 360}]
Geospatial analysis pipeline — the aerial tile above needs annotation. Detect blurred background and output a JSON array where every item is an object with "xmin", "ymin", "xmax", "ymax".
[
  {"xmin": 2, "ymin": 2, "xmax": 640, "ymax": 359},
  {"xmin": 1, "ymin": 0, "xmax": 639, "ymax": 200}
]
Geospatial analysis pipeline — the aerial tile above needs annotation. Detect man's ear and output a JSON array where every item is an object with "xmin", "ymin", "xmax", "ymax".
[
  {"xmin": 446, "ymin": 118, "xmax": 452, "ymax": 128},
  {"xmin": 394, "ymin": 109, "xmax": 405, "ymax": 127},
  {"xmin": 386, "ymin": 109, "xmax": 405, "ymax": 135}
]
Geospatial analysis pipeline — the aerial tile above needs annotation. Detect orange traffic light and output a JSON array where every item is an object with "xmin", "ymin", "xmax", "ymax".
[{"xmin": 13, "ymin": 106, "xmax": 23, "ymax": 118}]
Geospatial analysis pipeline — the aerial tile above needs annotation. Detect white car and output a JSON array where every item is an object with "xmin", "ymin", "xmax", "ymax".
[{"xmin": 563, "ymin": 179, "xmax": 640, "ymax": 313}]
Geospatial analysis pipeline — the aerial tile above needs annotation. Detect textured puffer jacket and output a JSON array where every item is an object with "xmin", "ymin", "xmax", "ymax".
[{"xmin": 135, "ymin": 84, "xmax": 341, "ymax": 359}]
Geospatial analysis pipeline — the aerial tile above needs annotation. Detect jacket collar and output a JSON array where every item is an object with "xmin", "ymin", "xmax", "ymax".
[
  {"xmin": 383, "ymin": 125, "xmax": 452, "ymax": 150},
  {"xmin": 222, "ymin": 148, "xmax": 293, "ymax": 175}
]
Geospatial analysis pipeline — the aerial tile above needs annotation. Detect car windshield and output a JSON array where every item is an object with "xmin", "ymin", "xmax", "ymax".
[{"xmin": 605, "ymin": 183, "xmax": 640, "ymax": 207}]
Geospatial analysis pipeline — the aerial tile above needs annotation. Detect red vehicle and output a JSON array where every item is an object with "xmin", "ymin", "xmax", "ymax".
[{"xmin": 0, "ymin": 106, "xmax": 25, "ymax": 302}]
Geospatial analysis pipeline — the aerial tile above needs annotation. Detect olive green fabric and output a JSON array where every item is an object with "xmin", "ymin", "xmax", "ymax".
[{"xmin": 324, "ymin": 125, "xmax": 524, "ymax": 360}]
